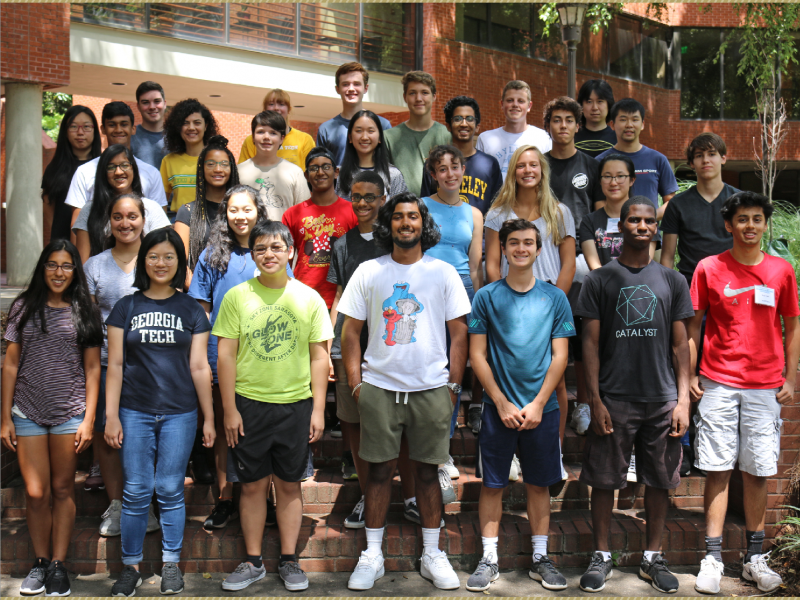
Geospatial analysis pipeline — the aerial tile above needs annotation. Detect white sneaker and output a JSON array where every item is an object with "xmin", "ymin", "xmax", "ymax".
[
  {"xmin": 627, "ymin": 454, "xmax": 637, "ymax": 483},
  {"xmin": 509, "ymin": 455, "xmax": 521, "ymax": 482},
  {"xmin": 146, "ymin": 504, "xmax": 160, "ymax": 533},
  {"xmin": 441, "ymin": 455, "xmax": 460, "ymax": 480},
  {"xmin": 99, "ymin": 499, "xmax": 122, "ymax": 537},
  {"xmin": 743, "ymin": 552, "xmax": 782, "ymax": 592},
  {"xmin": 695, "ymin": 555, "xmax": 724, "ymax": 594},
  {"xmin": 420, "ymin": 549, "xmax": 460, "ymax": 589},
  {"xmin": 439, "ymin": 468, "xmax": 457, "ymax": 505},
  {"xmin": 348, "ymin": 551, "xmax": 385, "ymax": 590},
  {"xmin": 571, "ymin": 403, "xmax": 591, "ymax": 435}
]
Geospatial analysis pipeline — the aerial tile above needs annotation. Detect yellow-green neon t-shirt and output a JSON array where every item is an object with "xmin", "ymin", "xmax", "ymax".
[
  {"xmin": 160, "ymin": 153, "xmax": 199, "ymax": 211},
  {"xmin": 212, "ymin": 277, "xmax": 334, "ymax": 403}
]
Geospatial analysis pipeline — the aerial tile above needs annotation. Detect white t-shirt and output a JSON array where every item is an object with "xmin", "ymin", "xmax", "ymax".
[
  {"xmin": 337, "ymin": 254, "xmax": 472, "ymax": 392},
  {"xmin": 484, "ymin": 203, "xmax": 575, "ymax": 283},
  {"xmin": 65, "ymin": 156, "xmax": 168, "ymax": 209},
  {"xmin": 72, "ymin": 197, "xmax": 172, "ymax": 236},
  {"xmin": 476, "ymin": 125, "xmax": 553, "ymax": 180},
  {"xmin": 237, "ymin": 158, "xmax": 311, "ymax": 222}
]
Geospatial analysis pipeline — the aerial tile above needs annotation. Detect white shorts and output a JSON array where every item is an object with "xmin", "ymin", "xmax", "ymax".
[{"xmin": 693, "ymin": 375, "xmax": 782, "ymax": 477}]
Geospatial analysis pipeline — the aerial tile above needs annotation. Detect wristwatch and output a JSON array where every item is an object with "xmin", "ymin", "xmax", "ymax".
[{"xmin": 447, "ymin": 382, "xmax": 462, "ymax": 395}]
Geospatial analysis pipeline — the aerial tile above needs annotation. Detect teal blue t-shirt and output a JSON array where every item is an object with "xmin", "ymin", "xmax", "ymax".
[{"xmin": 468, "ymin": 279, "xmax": 575, "ymax": 412}]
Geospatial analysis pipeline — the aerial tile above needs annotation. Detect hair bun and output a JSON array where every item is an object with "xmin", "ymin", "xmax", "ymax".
[{"xmin": 208, "ymin": 135, "xmax": 229, "ymax": 148}]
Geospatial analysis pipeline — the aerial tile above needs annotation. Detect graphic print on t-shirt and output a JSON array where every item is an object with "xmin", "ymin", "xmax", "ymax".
[
  {"xmin": 254, "ymin": 178, "xmax": 285, "ymax": 209},
  {"xmin": 616, "ymin": 285, "xmax": 657, "ymax": 328},
  {"xmin": 130, "ymin": 311, "xmax": 184, "ymax": 344},
  {"xmin": 246, "ymin": 304, "xmax": 299, "ymax": 361},
  {"xmin": 300, "ymin": 214, "xmax": 339, "ymax": 266},
  {"xmin": 382, "ymin": 282, "xmax": 424, "ymax": 346}
]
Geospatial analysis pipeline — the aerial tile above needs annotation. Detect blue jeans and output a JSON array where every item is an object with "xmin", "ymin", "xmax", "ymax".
[
  {"xmin": 118, "ymin": 406, "xmax": 196, "ymax": 565},
  {"xmin": 448, "ymin": 273, "xmax": 475, "ymax": 438}
]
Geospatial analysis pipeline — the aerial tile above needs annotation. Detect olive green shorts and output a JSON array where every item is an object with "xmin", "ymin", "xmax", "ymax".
[
  {"xmin": 334, "ymin": 359, "xmax": 360, "ymax": 424},
  {"xmin": 357, "ymin": 382, "xmax": 453, "ymax": 465}
]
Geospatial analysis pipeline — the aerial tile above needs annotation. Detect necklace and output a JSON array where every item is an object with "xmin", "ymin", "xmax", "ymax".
[
  {"xmin": 112, "ymin": 249, "xmax": 137, "ymax": 265},
  {"xmin": 434, "ymin": 193, "xmax": 461, "ymax": 207}
]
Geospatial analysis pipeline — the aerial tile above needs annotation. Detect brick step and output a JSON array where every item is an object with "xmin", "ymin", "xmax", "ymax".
[{"xmin": 0, "ymin": 507, "xmax": 746, "ymax": 577}]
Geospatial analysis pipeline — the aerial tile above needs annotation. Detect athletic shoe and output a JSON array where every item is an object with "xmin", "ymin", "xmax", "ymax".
[
  {"xmin": 680, "ymin": 445, "xmax": 693, "ymax": 477},
  {"xmin": 441, "ymin": 455, "xmax": 460, "ymax": 480},
  {"xmin": 640, "ymin": 552, "xmax": 679, "ymax": 593},
  {"xmin": 99, "ymin": 499, "xmax": 122, "ymax": 537},
  {"xmin": 627, "ymin": 454, "xmax": 637, "ymax": 483},
  {"xmin": 342, "ymin": 451, "xmax": 358, "ymax": 480},
  {"xmin": 20, "ymin": 557, "xmax": 50, "ymax": 595},
  {"xmin": 439, "ymin": 468, "xmax": 457, "ymax": 505},
  {"xmin": 221, "ymin": 562, "xmax": 266, "ymax": 591},
  {"xmin": 465, "ymin": 555, "xmax": 499, "ymax": 591},
  {"xmin": 279, "ymin": 561, "xmax": 308, "ymax": 591},
  {"xmin": 160, "ymin": 562, "xmax": 184, "ymax": 595},
  {"xmin": 695, "ymin": 555, "xmax": 724, "ymax": 594},
  {"xmin": 330, "ymin": 421, "xmax": 342, "ymax": 438},
  {"xmin": 420, "ymin": 549, "xmax": 460, "ymax": 590},
  {"xmin": 302, "ymin": 449, "xmax": 314, "ymax": 482},
  {"xmin": 265, "ymin": 499, "xmax": 276, "ymax": 527},
  {"xmin": 403, "ymin": 501, "xmax": 445, "ymax": 527},
  {"xmin": 570, "ymin": 403, "xmax": 591, "ymax": 435},
  {"xmin": 147, "ymin": 504, "xmax": 160, "ymax": 533},
  {"xmin": 742, "ymin": 552, "xmax": 782, "ymax": 593},
  {"xmin": 579, "ymin": 552, "xmax": 613, "ymax": 592},
  {"xmin": 203, "ymin": 499, "xmax": 237, "ymax": 530},
  {"xmin": 190, "ymin": 446, "xmax": 215, "ymax": 485},
  {"xmin": 84, "ymin": 461, "xmax": 105, "ymax": 492},
  {"xmin": 509, "ymin": 455, "xmax": 521, "ymax": 482},
  {"xmin": 111, "ymin": 565, "xmax": 142, "ymax": 597},
  {"xmin": 529, "ymin": 554, "xmax": 568, "ymax": 590},
  {"xmin": 348, "ymin": 551, "xmax": 385, "ymax": 590},
  {"xmin": 468, "ymin": 406, "xmax": 482, "ymax": 435},
  {"xmin": 44, "ymin": 560, "xmax": 71, "ymax": 597},
  {"xmin": 344, "ymin": 496, "xmax": 365, "ymax": 529}
]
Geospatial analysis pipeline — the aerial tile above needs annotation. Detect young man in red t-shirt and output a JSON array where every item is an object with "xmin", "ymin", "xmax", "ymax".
[{"xmin": 689, "ymin": 191, "xmax": 800, "ymax": 595}]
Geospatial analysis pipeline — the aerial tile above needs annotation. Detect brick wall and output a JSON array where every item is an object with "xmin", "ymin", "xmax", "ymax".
[
  {"xmin": 0, "ymin": 4, "xmax": 70, "ymax": 88},
  {"xmin": 623, "ymin": 3, "xmax": 743, "ymax": 27}
]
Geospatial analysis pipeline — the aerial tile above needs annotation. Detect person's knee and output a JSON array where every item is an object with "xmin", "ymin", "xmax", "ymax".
[
  {"xmin": 367, "ymin": 462, "xmax": 395, "ymax": 484},
  {"xmin": 414, "ymin": 463, "xmax": 439, "ymax": 486},
  {"xmin": 50, "ymin": 478, "xmax": 76, "ymax": 502},
  {"xmin": 25, "ymin": 482, "xmax": 50, "ymax": 505},
  {"xmin": 273, "ymin": 478, "xmax": 301, "ymax": 496},
  {"xmin": 241, "ymin": 479, "xmax": 269, "ymax": 497}
]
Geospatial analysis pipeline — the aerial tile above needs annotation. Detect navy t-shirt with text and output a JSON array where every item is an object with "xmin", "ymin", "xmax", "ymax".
[
  {"xmin": 596, "ymin": 145, "xmax": 678, "ymax": 207},
  {"xmin": 420, "ymin": 150, "xmax": 503, "ymax": 215}
]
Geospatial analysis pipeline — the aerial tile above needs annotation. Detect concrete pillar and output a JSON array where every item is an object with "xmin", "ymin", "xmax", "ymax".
[{"xmin": 5, "ymin": 82, "xmax": 43, "ymax": 285}]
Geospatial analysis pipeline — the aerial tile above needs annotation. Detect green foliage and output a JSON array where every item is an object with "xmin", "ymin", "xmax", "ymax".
[
  {"xmin": 763, "ymin": 201, "xmax": 800, "ymax": 284},
  {"xmin": 775, "ymin": 506, "xmax": 800, "ymax": 556},
  {"xmin": 41, "ymin": 92, "xmax": 72, "ymax": 142},
  {"xmin": 538, "ymin": 3, "xmax": 623, "ymax": 39}
]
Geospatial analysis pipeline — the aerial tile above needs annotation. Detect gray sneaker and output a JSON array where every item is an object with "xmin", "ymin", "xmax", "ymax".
[
  {"xmin": 530, "ymin": 554, "xmax": 568, "ymax": 590},
  {"xmin": 20, "ymin": 558, "xmax": 49, "ymax": 595},
  {"xmin": 99, "ymin": 499, "xmax": 122, "ymax": 537},
  {"xmin": 439, "ymin": 468, "xmax": 457, "ymax": 505},
  {"xmin": 403, "ymin": 501, "xmax": 445, "ymax": 527},
  {"xmin": 222, "ymin": 562, "xmax": 266, "ymax": 591},
  {"xmin": 466, "ymin": 556, "xmax": 499, "ymax": 592},
  {"xmin": 279, "ymin": 561, "xmax": 309, "ymax": 591},
  {"xmin": 160, "ymin": 562, "xmax": 184, "ymax": 595}
]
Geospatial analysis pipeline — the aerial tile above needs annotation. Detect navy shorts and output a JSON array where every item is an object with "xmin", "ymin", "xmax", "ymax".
[{"xmin": 478, "ymin": 402, "xmax": 562, "ymax": 488}]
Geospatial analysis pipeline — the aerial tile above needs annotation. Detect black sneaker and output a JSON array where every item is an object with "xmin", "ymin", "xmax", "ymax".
[
  {"xmin": 342, "ymin": 450, "xmax": 358, "ymax": 480},
  {"xmin": 579, "ymin": 552, "xmax": 613, "ymax": 592},
  {"xmin": 111, "ymin": 565, "xmax": 142, "ymax": 597},
  {"xmin": 45, "ymin": 560, "xmax": 71, "ymax": 597},
  {"xmin": 680, "ymin": 445, "xmax": 693, "ymax": 476},
  {"xmin": 403, "ymin": 500, "xmax": 445, "ymax": 527},
  {"xmin": 190, "ymin": 446, "xmax": 215, "ymax": 485},
  {"xmin": 529, "ymin": 554, "xmax": 567, "ymax": 590},
  {"xmin": 160, "ymin": 562, "xmax": 184, "ymax": 595},
  {"xmin": 468, "ymin": 406, "xmax": 482, "ymax": 434},
  {"xmin": 20, "ymin": 557, "xmax": 50, "ymax": 595},
  {"xmin": 204, "ymin": 499, "xmax": 237, "ymax": 529},
  {"xmin": 640, "ymin": 552, "xmax": 679, "ymax": 593},
  {"xmin": 265, "ymin": 498, "xmax": 277, "ymax": 527}
]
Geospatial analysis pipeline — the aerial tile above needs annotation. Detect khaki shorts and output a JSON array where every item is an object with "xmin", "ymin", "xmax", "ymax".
[
  {"xmin": 334, "ymin": 359, "xmax": 360, "ymax": 424},
  {"xmin": 358, "ymin": 382, "xmax": 453, "ymax": 465}
]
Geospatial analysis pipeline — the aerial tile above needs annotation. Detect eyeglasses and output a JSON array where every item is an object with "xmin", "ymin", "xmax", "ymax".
[
  {"xmin": 44, "ymin": 262, "xmax": 76, "ymax": 272},
  {"xmin": 68, "ymin": 124, "xmax": 95, "ymax": 132},
  {"xmin": 253, "ymin": 245, "xmax": 289, "ymax": 256},
  {"xmin": 351, "ymin": 193, "xmax": 381, "ymax": 204},
  {"xmin": 205, "ymin": 160, "xmax": 231, "ymax": 169},
  {"xmin": 451, "ymin": 115, "xmax": 476, "ymax": 124},
  {"xmin": 308, "ymin": 164, "xmax": 334, "ymax": 173},
  {"xmin": 600, "ymin": 175, "xmax": 631, "ymax": 183},
  {"xmin": 145, "ymin": 254, "xmax": 177, "ymax": 264},
  {"xmin": 106, "ymin": 162, "xmax": 133, "ymax": 173}
]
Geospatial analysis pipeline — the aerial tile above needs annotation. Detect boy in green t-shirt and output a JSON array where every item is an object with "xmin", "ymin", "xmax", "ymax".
[{"xmin": 213, "ymin": 220, "xmax": 333, "ymax": 592}]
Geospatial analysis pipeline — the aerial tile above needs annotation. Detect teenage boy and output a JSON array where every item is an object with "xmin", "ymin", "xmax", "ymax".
[
  {"xmin": 384, "ymin": 71, "xmax": 451, "ymax": 197},
  {"xmin": 476, "ymin": 80, "xmax": 552, "ymax": 180},
  {"xmin": 214, "ymin": 220, "xmax": 333, "ymax": 592},
  {"xmin": 688, "ymin": 192, "xmax": 800, "ymax": 595},
  {"xmin": 65, "ymin": 101, "xmax": 168, "ymax": 216},
  {"xmin": 130, "ymin": 81, "xmax": 168, "ymax": 170},
  {"xmin": 467, "ymin": 219, "xmax": 574, "ymax": 592},
  {"xmin": 597, "ymin": 99, "xmax": 678, "ymax": 219},
  {"xmin": 338, "ymin": 192, "xmax": 471, "ymax": 590},
  {"xmin": 420, "ymin": 96, "xmax": 502, "ymax": 215},
  {"xmin": 282, "ymin": 147, "xmax": 357, "ymax": 309},
  {"xmin": 575, "ymin": 197, "xmax": 694, "ymax": 594},
  {"xmin": 574, "ymin": 79, "xmax": 617, "ymax": 159},
  {"xmin": 317, "ymin": 62, "xmax": 392, "ymax": 166},
  {"xmin": 238, "ymin": 111, "xmax": 311, "ymax": 222}
]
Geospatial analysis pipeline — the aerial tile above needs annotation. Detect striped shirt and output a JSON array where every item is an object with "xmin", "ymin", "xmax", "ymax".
[{"xmin": 5, "ymin": 304, "xmax": 89, "ymax": 426}]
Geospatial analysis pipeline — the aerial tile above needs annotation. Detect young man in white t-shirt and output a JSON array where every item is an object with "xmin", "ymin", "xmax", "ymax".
[
  {"xmin": 476, "ymin": 80, "xmax": 552, "ymax": 180},
  {"xmin": 337, "ymin": 192, "xmax": 471, "ymax": 591}
]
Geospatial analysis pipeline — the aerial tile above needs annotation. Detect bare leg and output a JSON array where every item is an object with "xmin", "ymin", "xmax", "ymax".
[
  {"xmin": 644, "ymin": 486, "xmax": 670, "ymax": 551},
  {"xmin": 556, "ymin": 376, "xmax": 568, "ymax": 443},
  {"xmin": 341, "ymin": 420, "xmax": 367, "ymax": 495},
  {"xmin": 478, "ymin": 486, "xmax": 504, "ymax": 537},
  {"xmin": 17, "ymin": 436, "xmax": 53, "ymax": 559},
  {"xmin": 741, "ymin": 472, "xmax": 768, "ymax": 532},
  {"xmin": 413, "ymin": 461, "xmax": 442, "ymax": 529},
  {"xmin": 526, "ymin": 484, "xmax": 551, "ymax": 536},
  {"xmin": 212, "ymin": 386, "xmax": 233, "ymax": 499},
  {"xmin": 239, "ymin": 477, "xmax": 269, "ymax": 556},
  {"xmin": 364, "ymin": 459, "xmax": 399, "ymax": 529},
  {"xmin": 704, "ymin": 470, "xmax": 732, "ymax": 538},
  {"xmin": 49, "ymin": 434, "xmax": 80, "ymax": 561},
  {"xmin": 94, "ymin": 434, "xmax": 123, "ymax": 502},
  {"xmin": 273, "ymin": 478, "xmax": 303, "ymax": 555},
  {"xmin": 397, "ymin": 435, "xmax": 415, "ymax": 500},
  {"xmin": 590, "ymin": 488, "xmax": 615, "ymax": 551}
]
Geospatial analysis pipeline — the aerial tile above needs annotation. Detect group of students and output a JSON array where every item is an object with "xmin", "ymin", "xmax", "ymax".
[{"xmin": 2, "ymin": 60, "xmax": 798, "ymax": 597}]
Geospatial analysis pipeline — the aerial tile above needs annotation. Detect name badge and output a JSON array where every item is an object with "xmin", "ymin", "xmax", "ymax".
[
  {"xmin": 606, "ymin": 218, "xmax": 620, "ymax": 233},
  {"xmin": 754, "ymin": 285, "xmax": 775, "ymax": 307}
]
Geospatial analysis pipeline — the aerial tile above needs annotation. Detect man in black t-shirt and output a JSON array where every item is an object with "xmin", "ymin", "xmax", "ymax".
[
  {"xmin": 574, "ymin": 80, "xmax": 617, "ymax": 159},
  {"xmin": 575, "ymin": 197, "xmax": 693, "ymax": 595}
]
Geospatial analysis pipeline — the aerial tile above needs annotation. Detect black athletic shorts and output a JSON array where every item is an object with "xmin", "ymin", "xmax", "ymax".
[{"xmin": 229, "ymin": 394, "xmax": 312, "ymax": 484}]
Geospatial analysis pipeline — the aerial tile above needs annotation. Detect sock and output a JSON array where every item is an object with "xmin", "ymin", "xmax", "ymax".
[
  {"xmin": 643, "ymin": 550, "xmax": 660, "ymax": 562},
  {"xmin": 705, "ymin": 535, "xmax": 723, "ymax": 562},
  {"xmin": 246, "ymin": 554, "xmax": 262, "ymax": 569},
  {"xmin": 532, "ymin": 535, "xmax": 548, "ymax": 558},
  {"xmin": 279, "ymin": 554, "xmax": 297, "ymax": 566},
  {"xmin": 422, "ymin": 527, "xmax": 440, "ymax": 554},
  {"xmin": 469, "ymin": 403, "xmax": 482, "ymax": 409},
  {"xmin": 597, "ymin": 551, "xmax": 612, "ymax": 562},
  {"xmin": 365, "ymin": 527, "xmax": 384, "ymax": 556},
  {"xmin": 404, "ymin": 496, "xmax": 416, "ymax": 508},
  {"xmin": 482, "ymin": 536, "xmax": 498, "ymax": 562},
  {"xmin": 745, "ymin": 530, "xmax": 765, "ymax": 563}
]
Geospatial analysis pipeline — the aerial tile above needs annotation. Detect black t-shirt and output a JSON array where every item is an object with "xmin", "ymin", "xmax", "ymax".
[
  {"xmin": 574, "ymin": 126, "xmax": 617, "ymax": 159},
  {"xmin": 175, "ymin": 199, "xmax": 222, "ymax": 252},
  {"xmin": 420, "ymin": 150, "xmax": 503, "ymax": 215},
  {"xmin": 106, "ymin": 291, "xmax": 211, "ymax": 414},
  {"xmin": 660, "ymin": 183, "xmax": 738, "ymax": 285},
  {"xmin": 579, "ymin": 208, "xmax": 662, "ymax": 266},
  {"xmin": 574, "ymin": 260, "xmax": 694, "ymax": 403},
  {"xmin": 546, "ymin": 150, "xmax": 604, "ymax": 252}
]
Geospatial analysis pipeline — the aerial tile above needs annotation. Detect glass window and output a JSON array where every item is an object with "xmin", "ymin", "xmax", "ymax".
[
  {"xmin": 362, "ymin": 4, "xmax": 414, "ymax": 75},
  {"xmin": 679, "ymin": 28, "xmax": 722, "ymax": 119},
  {"xmin": 642, "ymin": 24, "xmax": 668, "ymax": 87},
  {"xmin": 532, "ymin": 7, "xmax": 565, "ymax": 64},
  {"xmin": 576, "ymin": 19, "xmax": 607, "ymax": 73},
  {"xmin": 229, "ymin": 4, "xmax": 296, "ymax": 53},
  {"xmin": 609, "ymin": 17, "xmax": 641, "ymax": 81},
  {"xmin": 149, "ymin": 4, "xmax": 225, "ymax": 43},
  {"xmin": 299, "ymin": 3, "xmax": 358, "ymax": 63},
  {"xmin": 456, "ymin": 4, "xmax": 489, "ymax": 47},
  {"xmin": 722, "ymin": 32, "xmax": 757, "ymax": 119},
  {"xmin": 491, "ymin": 5, "xmax": 533, "ymax": 56}
]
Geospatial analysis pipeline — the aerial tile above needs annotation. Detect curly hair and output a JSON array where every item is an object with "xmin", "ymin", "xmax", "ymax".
[
  {"xmin": 205, "ymin": 184, "xmax": 270, "ymax": 274},
  {"xmin": 163, "ymin": 98, "xmax": 218, "ymax": 154},
  {"xmin": 443, "ymin": 96, "xmax": 481, "ymax": 126},
  {"xmin": 373, "ymin": 192, "xmax": 441, "ymax": 254},
  {"xmin": 543, "ymin": 96, "xmax": 582, "ymax": 136}
]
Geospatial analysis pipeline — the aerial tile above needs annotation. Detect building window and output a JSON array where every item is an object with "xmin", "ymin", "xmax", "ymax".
[{"xmin": 455, "ymin": 3, "xmax": 534, "ymax": 56}]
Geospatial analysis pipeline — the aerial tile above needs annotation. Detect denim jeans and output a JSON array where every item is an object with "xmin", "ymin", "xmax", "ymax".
[{"xmin": 118, "ymin": 406, "xmax": 196, "ymax": 565}]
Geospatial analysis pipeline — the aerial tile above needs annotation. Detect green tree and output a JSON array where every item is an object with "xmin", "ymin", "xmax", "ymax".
[{"xmin": 42, "ymin": 92, "xmax": 72, "ymax": 142}]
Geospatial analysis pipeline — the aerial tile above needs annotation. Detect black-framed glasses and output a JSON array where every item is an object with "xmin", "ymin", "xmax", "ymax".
[
  {"xmin": 204, "ymin": 160, "xmax": 231, "ymax": 169},
  {"xmin": 351, "ymin": 193, "xmax": 382, "ymax": 204},
  {"xmin": 451, "ymin": 115, "xmax": 476, "ymax": 124},
  {"xmin": 106, "ymin": 162, "xmax": 133, "ymax": 173},
  {"xmin": 600, "ymin": 175, "xmax": 631, "ymax": 183},
  {"xmin": 308, "ymin": 164, "xmax": 334, "ymax": 173},
  {"xmin": 44, "ymin": 262, "xmax": 76, "ymax": 272}
]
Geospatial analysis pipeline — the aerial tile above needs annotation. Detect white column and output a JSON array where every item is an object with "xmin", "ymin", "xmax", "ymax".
[{"xmin": 5, "ymin": 82, "xmax": 43, "ymax": 285}]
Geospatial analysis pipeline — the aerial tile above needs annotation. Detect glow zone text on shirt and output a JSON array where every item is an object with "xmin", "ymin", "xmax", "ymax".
[{"xmin": 130, "ymin": 311, "xmax": 184, "ymax": 344}]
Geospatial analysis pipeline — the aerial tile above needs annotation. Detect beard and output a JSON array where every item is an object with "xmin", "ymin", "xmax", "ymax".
[{"xmin": 392, "ymin": 232, "xmax": 422, "ymax": 249}]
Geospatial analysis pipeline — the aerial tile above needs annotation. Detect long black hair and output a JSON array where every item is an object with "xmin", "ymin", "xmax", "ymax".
[
  {"xmin": 105, "ymin": 193, "xmax": 146, "ymax": 250},
  {"xmin": 188, "ymin": 135, "xmax": 239, "ymax": 271},
  {"xmin": 87, "ymin": 145, "xmax": 143, "ymax": 257},
  {"xmin": 338, "ymin": 110, "xmax": 391, "ymax": 197},
  {"xmin": 373, "ymin": 192, "xmax": 441, "ymax": 254},
  {"xmin": 42, "ymin": 106, "xmax": 102, "ymax": 207},
  {"xmin": 205, "ymin": 185, "xmax": 269, "ymax": 274},
  {"xmin": 133, "ymin": 228, "xmax": 188, "ymax": 291},
  {"xmin": 163, "ymin": 98, "xmax": 218, "ymax": 154},
  {"xmin": 8, "ymin": 240, "xmax": 103, "ymax": 347}
]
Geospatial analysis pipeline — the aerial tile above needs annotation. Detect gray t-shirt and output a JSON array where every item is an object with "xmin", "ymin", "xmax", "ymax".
[
  {"xmin": 130, "ymin": 125, "xmax": 167, "ymax": 170},
  {"xmin": 72, "ymin": 197, "xmax": 172, "ymax": 237},
  {"xmin": 336, "ymin": 164, "xmax": 409, "ymax": 201},
  {"xmin": 84, "ymin": 250, "xmax": 137, "ymax": 366}
]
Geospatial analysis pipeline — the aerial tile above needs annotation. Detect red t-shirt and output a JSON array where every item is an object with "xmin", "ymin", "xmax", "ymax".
[
  {"xmin": 282, "ymin": 198, "xmax": 358, "ymax": 308},
  {"xmin": 691, "ymin": 251, "xmax": 799, "ymax": 389}
]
